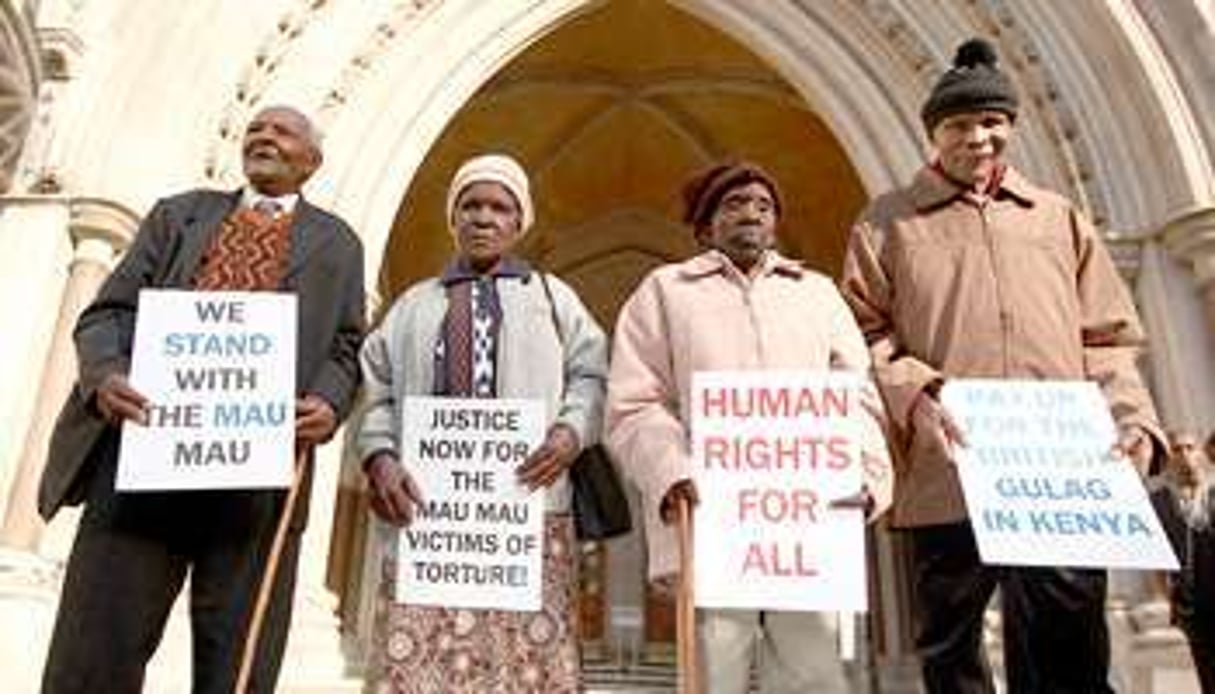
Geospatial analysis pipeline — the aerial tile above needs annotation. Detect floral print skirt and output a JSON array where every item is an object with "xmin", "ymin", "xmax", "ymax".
[{"xmin": 365, "ymin": 514, "xmax": 580, "ymax": 693}]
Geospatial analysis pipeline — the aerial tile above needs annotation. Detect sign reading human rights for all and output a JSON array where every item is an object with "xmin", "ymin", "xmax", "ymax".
[
  {"xmin": 397, "ymin": 397, "xmax": 546, "ymax": 612},
  {"xmin": 942, "ymin": 379, "xmax": 1178, "ymax": 570},
  {"xmin": 692, "ymin": 371, "xmax": 868, "ymax": 612},
  {"xmin": 117, "ymin": 290, "xmax": 297, "ymax": 491}
]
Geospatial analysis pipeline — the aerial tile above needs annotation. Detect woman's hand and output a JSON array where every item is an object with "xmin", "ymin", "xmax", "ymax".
[
  {"xmin": 516, "ymin": 424, "xmax": 579, "ymax": 491},
  {"xmin": 365, "ymin": 452, "xmax": 424, "ymax": 526}
]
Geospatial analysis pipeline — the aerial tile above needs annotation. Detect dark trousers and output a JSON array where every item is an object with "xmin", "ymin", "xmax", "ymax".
[
  {"xmin": 41, "ymin": 440, "xmax": 302, "ymax": 694},
  {"xmin": 909, "ymin": 522, "xmax": 1113, "ymax": 694},
  {"xmin": 1181, "ymin": 617, "xmax": 1215, "ymax": 693}
]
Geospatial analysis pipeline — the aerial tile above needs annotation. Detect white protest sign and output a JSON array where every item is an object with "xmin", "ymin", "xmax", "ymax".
[
  {"xmin": 692, "ymin": 371, "xmax": 868, "ymax": 612},
  {"xmin": 942, "ymin": 379, "xmax": 1177, "ymax": 570},
  {"xmin": 397, "ymin": 397, "xmax": 546, "ymax": 611},
  {"xmin": 117, "ymin": 290, "xmax": 297, "ymax": 491}
]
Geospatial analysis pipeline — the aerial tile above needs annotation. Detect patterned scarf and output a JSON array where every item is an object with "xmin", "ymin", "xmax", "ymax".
[
  {"xmin": 432, "ymin": 257, "xmax": 530, "ymax": 397},
  {"xmin": 194, "ymin": 205, "xmax": 293, "ymax": 291}
]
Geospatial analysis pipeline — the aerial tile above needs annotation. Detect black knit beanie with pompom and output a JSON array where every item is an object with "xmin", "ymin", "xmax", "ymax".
[{"xmin": 921, "ymin": 38, "xmax": 1019, "ymax": 133}]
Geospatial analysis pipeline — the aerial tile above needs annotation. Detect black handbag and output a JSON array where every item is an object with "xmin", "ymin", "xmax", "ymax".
[
  {"xmin": 536, "ymin": 271, "xmax": 633, "ymax": 541},
  {"xmin": 568, "ymin": 444, "xmax": 632, "ymax": 541}
]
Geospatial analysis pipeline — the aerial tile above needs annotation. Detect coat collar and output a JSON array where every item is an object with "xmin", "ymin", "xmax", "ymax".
[
  {"xmin": 284, "ymin": 196, "xmax": 329, "ymax": 284},
  {"xmin": 439, "ymin": 255, "xmax": 532, "ymax": 286},
  {"xmin": 676, "ymin": 249, "xmax": 805, "ymax": 281},
  {"xmin": 908, "ymin": 164, "xmax": 1039, "ymax": 212}
]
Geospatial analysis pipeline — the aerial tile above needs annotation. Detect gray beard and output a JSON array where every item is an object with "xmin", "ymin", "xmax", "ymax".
[{"xmin": 1175, "ymin": 479, "xmax": 1213, "ymax": 530}]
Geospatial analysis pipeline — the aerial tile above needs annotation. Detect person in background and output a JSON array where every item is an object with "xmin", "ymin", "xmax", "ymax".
[{"xmin": 1150, "ymin": 430, "xmax": 1215, "ymax": 693}]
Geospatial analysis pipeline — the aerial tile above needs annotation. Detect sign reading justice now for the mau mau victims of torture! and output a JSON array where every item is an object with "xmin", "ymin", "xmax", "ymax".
[
  {"xmin": 398, "ymin": 397, "xmax": 546, "ymax": 612},
  {"xmin": 117, "ymin": 289, "xmax": 297, "ymax": 491},
  {"xmin": 941, "ymin": 379, "xmax": 1177, "ymax": 570},
  {"xmin": 693, "ymin": 371, "xmax": 868, "ymax": 612}
]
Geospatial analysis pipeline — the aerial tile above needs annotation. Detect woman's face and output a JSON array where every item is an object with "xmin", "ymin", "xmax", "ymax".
[{"xmin": 453, "ymin": 181, "xmax": 522, "ymax": 271}]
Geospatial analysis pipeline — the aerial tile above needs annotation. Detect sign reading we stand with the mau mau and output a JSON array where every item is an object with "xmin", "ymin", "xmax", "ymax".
[
  {"xmin": 117, "ymin": 290, "xmax": 297, "ymax": 491},
  {"xmin": 692, "ymin": 371, "xmax": 869, "ymax": 612},
  {"xmin": 397, "ymin": 397, "xmax": 546, "ymax": 612},
  {"xmin": 941, "ymin": 379, "xmax": 1177, "ymax": 570}
]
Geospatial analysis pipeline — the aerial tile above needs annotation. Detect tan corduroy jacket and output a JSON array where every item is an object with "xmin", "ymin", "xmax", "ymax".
[
  {"xmin": 606, "ymin": 249, "xmax": 893, "ymax": 579},
  {"xmin": 841, "ymin": 165, "xmax": 1165, "ymax": 528}
]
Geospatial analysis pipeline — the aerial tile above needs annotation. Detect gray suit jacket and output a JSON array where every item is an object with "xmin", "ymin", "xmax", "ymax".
[{"xmin": 38, "ymin": 188, "xmax": 365, "ymax": 520}]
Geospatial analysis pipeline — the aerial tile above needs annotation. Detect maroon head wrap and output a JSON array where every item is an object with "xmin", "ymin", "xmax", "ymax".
[{"xmin": 681, "ymin": 161, "xmax": 783, "ymax": 233}]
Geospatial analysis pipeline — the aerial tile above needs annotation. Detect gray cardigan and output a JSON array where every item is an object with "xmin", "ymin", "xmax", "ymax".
[{"xmin": 357, "ymin": 270, "xmax": 608, "ymax": 511}]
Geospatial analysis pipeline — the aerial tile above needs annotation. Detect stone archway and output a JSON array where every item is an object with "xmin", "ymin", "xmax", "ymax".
[
  {"xmin": 299, "ymin": 0, "xmax": 1215, "ymax": 680},
  {"xmin": 362, "ymin": 0, "xmax": 871, "ymax": 669}
]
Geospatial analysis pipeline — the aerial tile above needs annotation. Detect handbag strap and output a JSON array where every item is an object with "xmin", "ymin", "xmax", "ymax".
[
  {"xmin": 536, "ymin": 271, "xmax": 585, "ymax": 450},
  {"xmin": 535, "ymin": 271, "xmax": 567, "ymax": 348}
]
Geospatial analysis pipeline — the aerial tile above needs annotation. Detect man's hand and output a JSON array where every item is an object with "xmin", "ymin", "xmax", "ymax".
[
  {"xmin": 659, "ymin": 478, "xmax": 698, "ymax": 526},
  {"xmin": 296, "ymin": 394, "xmax": 337, "ymax": 447},
  {"xmin": 95, "ymin": 373, "xmax": 148, "ymax": 425},
  {"xmin": 1114, "ymin": 425, "xmax": 1154, "ymax": 471},
  {"xmin": 829, "ymin": 489, "xmax": 875, "ymax": 515},
  {"xmin": 516, "ymin": 424, "xmax": 580, "ymax": 491},
  {"xmin": 365, "ymin": 452, "xmax": 424, "ymax": 526},
  {"xmin": 909, "ymin": 386, "xmax": 966, "ymax": 457}
]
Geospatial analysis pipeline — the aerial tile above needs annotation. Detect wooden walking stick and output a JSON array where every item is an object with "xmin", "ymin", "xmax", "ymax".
[
  {"xmin": 235, "ymin": 452, "xmax": 306, "ymax": 694},
  {"xmin": 676, "ymin": 495, "xmax": 698, "ymax": 694}
]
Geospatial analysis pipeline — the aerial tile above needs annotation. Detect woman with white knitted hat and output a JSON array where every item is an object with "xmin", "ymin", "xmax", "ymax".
[{"xmin": 356, "ymin": 153, "xmax": 608, "ymax": 692}]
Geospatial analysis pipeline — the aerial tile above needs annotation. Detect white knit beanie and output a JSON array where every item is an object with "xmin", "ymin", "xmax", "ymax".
[{"xmin": 445, "ymin": 153, "xmax": 534, "ymax": 237}]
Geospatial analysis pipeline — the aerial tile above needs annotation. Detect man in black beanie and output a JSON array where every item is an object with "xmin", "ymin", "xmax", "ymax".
[{"xmin": 842, "ymin": 38, "xmax": 1166, "ymax": 693}]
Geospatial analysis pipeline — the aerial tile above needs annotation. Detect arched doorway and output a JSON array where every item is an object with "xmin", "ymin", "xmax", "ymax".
[
  {"xmin": 344, "ymin": 0, "xmax": 872, "ymax": 679},
  {"xmin": 313, "ymin": 0, "xmax": 1215, "ymax": 686}
]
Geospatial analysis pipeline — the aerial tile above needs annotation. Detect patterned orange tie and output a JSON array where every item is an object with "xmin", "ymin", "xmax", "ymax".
[{"xmin": 194, "ymin": 205, "xmax": 292, "ymax": 291}]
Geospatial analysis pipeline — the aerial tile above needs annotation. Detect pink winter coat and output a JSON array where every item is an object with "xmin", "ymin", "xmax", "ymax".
[{"xmin": 605, "ymin": 249, "xmax": 893, "ymax": 579}]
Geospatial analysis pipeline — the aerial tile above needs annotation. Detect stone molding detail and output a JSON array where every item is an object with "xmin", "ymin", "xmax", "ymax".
[
  {"xmin": 204, "ymin": 0, "xmax": 442, "ymax": 185},
  {"xmin": 0, "ymin": 1, "xmax": 40, "ymax": 194},
  {"xmin": 852, "ymin": 0, "xmax": 938, "ymax": 89},
  {"xmin": 68, "ymin": 195, "xmax": 139, "ymax": 254},
  {"xmin": 1162, "ymin": 206, "xmax": 1215, "ymax": 287},
  {"xmin": 16, "ymin": 25, "xmax": 84, "ymax": 195},
  {"xmin": 317, "ymin": 0, "xmax": 441, "ymax": 122},
  {"xmin": 1106, "ymin": 235, "xmax": 1147, "ymax": 284},
  {"xmin": 205, "ymin": 0, "xmax": 335, "ymax": 183}
]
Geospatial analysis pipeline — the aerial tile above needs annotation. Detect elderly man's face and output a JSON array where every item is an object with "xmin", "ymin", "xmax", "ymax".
[
  {"xmin": 931, "ymin": 110, "xmax": 1013, "ymax": 189},
  {"xmin": 1169, "ymin": 431, "xmax": 1206, "ymax": 487},
  {"xmin": 453, "ymin": 181, "xmax": 522, "ymax": 271},
  {"xmin": 703, "ymin": 181, "xmax": 776, "ymax": 273},
  {"xmin": 242, "ymin": 107, "xmax": 321, "ymax": 196}
]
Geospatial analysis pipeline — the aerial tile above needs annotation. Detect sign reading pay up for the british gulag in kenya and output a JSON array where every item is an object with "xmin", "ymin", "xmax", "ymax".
[
  {"xmin": 397, "ymin": 397, "xmax": 546, "ymax": 612},
  {"xmin": 941, "ymin": 379, "xmax": 1177, "ymax": 570},
  {"xmin": 693, "ymin": 371, "xmax": 868, "ymax": 612},
  {"xmin": 117, "ymin": 290, "xmax": 297, "ymax": 491}
]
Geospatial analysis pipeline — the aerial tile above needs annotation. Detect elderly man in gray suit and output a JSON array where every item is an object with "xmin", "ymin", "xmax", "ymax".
[{"xmin": 38, "ymin": 105, "xmax": 365, "ymax": 694}]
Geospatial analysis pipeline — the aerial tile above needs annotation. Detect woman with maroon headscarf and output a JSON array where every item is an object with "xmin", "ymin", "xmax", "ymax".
[{"xmin": 606, "ymin": 161, "xmax": 891, "ymax": 692}]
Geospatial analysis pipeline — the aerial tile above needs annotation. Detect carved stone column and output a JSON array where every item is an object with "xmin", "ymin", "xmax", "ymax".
[
  {"xmin": 1121, "ymin": 211, "xmax": 1215, "ymax": 690},
  {"xmin": 1163, "ymin": 207, "xmax": 1215, "ymax": 343},
  {"xmin": 0, "ymin": 199, "xmax": 134, "ymax": 552},
  {"xmin": 0, "ymin": 196, "xmax": 133, "ymax": 693}
]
